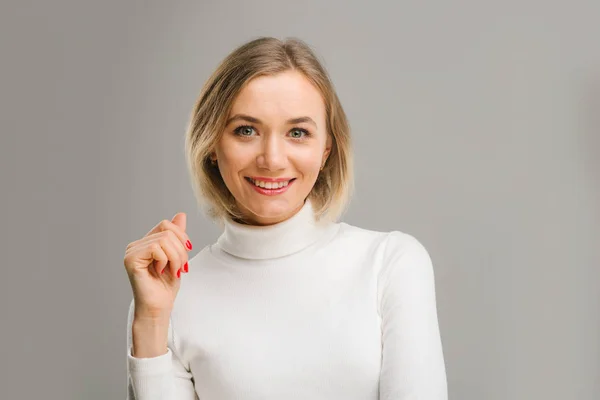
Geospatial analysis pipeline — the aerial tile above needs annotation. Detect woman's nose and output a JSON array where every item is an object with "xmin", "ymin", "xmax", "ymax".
[{"xmin": 257, "ymin": 134, "xmax": 287, "ymax": 171}]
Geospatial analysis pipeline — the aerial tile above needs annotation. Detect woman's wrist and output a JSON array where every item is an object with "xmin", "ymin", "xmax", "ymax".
[{"xmin": 131, "ymin": 317, "xmax": 169, "ymax": 358}]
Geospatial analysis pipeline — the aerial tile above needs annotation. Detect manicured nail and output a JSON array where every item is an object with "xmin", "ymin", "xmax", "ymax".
[
  {"xmin": 183, "ymin": 262, "xmax": 188, "ymax": 273},
  {"xmin": 161, "ymin": 268, "xmax": 165, "ymax": 274},
  {"xmin": 177, "ymin": 269, "xmax": 181, "ymax": 278},
  {"xmin": 186, "ymin": 240, "xmax": 193, "ymax": 250}
]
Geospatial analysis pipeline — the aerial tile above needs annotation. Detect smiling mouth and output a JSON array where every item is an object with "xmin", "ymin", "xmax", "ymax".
[{"xmin": 244, "ymin": 177, "xmax": 296, "ymax": 189}]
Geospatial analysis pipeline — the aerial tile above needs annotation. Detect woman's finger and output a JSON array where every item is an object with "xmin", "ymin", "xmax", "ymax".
[{"xmin": 145, "ymin": 218, "xmax": 192, "ymax": 252}]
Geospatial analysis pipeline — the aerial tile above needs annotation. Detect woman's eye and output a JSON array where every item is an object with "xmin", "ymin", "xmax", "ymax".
[
  {"xmin": 234, "ymin": 125, "xmax": 309, "ymax": 139},
  {"xmin": 234, "ymin": 125, "xmax": 255, "ymax": 136},
  {"xmin": 290, "ymin": 129, "xmax": 308, "ymax": 139}
]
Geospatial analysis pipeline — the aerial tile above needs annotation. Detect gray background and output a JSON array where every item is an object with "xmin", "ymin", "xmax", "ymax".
[{"xmin": 1, "ymin": 0, "xmax": 598, "ymax": 399}]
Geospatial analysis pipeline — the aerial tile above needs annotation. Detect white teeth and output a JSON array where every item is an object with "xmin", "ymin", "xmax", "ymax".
[{"xmin": 250, "ymin": 179, "xmax": 291, "ymax": 189}]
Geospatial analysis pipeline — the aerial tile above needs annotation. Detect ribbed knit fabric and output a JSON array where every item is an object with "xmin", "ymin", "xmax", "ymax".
[{"xmin": 126, "ymin": 198, "xmax": 448, "ymax": 399}]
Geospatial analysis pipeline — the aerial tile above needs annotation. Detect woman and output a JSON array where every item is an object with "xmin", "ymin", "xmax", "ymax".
[{"xmin": 124, "ymin": 36, "xmax": 448, "ymax": 399}]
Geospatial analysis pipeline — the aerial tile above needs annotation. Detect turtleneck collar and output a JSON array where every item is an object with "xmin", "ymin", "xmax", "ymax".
[{"xmin": 215, "ymin": 198, "xmax": 336, "ymax": 260}]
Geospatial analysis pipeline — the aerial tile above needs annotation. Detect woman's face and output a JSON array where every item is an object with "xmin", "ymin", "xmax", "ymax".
[{"xmin": 213, "ymin": 70, "xmax": 331, "ymax": 226}]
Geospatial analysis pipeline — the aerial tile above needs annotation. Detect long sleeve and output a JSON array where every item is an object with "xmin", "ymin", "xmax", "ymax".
[
  {"xmin": 126, "ymin": 299, "xmax": 198, "ymax": 400},
  {"xmin": 378, "ymin": 232, "xmax": 448, "ymax": 399}
]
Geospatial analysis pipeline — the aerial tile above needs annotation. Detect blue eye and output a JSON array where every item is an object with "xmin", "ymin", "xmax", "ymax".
[
  {"xmin": 233, "ymin": 125, "xmax": 311, "ymax": 140},
  {"xmin": 233, "ymin": 125, "xmax": 256, "ymax": 137},
  {"xmin": 289, "ymin": 128, "xmax": 310, "ymax": 139}
]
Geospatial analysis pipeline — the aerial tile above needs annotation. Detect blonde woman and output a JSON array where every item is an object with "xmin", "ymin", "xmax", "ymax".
[{"xmin": 124, "ymin": 36, "xmax": 448, "ymax": 399}]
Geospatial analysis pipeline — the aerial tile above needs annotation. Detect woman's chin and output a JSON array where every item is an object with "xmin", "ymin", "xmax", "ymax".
[{"xmin": 239, "ymin": 199, "xmax": 300, "ymax": 225}]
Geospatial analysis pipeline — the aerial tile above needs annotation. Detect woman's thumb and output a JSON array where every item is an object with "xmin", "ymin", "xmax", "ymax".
[{"xmin": 171, "ymin": 212, "xmax": 187, "ymax": 231}]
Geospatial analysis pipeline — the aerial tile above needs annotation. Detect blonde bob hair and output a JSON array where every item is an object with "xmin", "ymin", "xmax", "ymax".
[{"xmin": 184, "ymin": 36, "xmax": 354, "ymax": 224}]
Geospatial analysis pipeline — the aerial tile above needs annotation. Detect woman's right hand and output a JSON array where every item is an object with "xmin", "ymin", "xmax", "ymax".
[{"xmin": 123, "ymin": 213, "xmax": 193, "ymax": 320}]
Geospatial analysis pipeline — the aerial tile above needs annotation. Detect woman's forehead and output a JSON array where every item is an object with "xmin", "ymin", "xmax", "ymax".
[{"xmin": 229, "ymin": 72, "xmax": 325, "ymax": 122}]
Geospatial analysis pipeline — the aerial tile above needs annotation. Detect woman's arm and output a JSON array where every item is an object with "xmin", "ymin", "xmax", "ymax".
[
  {"xmin": 126, "ymin": 299, "xmax": 198, "ymax": 400},
  {"xmin": 378, "ymin": 233, "xmax": 448, "ymax": 399}
]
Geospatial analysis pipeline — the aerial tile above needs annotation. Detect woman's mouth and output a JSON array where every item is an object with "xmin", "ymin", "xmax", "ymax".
[{"xmin": 244, "ymin": 177, "xmax": 296, "ymax": 196}]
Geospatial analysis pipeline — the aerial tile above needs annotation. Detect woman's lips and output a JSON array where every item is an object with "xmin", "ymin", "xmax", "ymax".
[{"xmin": 245, "ymin": 177, "xmax": 296, "ymax": 196}]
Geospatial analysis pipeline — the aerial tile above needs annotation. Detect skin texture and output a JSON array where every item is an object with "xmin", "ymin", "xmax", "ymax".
[{"xmin": 212, "ymin": 70, "xmax": 331, "ymax": 226}]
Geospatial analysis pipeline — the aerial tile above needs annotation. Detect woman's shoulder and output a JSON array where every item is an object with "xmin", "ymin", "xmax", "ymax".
[
  {"xmin": 337, "ymin": 221, "xmax": 425, "ymax": 250},
  {"xmin": 335, "ymin": 222, "xmax": 431, "ymax": 267}
]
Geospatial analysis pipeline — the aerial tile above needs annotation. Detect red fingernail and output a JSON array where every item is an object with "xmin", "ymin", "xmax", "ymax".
[
  {"xmin": 177, "ymin": 269, "xmax": 181, "ymax": 278},
  {"xmin": 183, "ymin": 262, "xmax": 188, "ymax": 273},
  {"xmin": 186, "ymin": 240, "xmax": 192, "ymax": 250},
  {"xmin": 161, "ymin": 268, "xmax": 165, "ymax": 274}
]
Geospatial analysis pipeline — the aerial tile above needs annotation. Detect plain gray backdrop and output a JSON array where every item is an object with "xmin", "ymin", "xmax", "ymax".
[{"xmin": 1, "ymin": 1, "xmax": 598, "ymax": 399}]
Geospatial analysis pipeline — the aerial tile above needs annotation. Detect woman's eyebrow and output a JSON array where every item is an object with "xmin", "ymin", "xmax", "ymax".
[{"xmin": 225, "ymin": 114, "xmax": 317, "ymax": 128}]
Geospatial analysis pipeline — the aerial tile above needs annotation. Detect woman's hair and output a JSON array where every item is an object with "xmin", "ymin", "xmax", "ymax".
[{"xmin": 184, "ymin": 36, "xmax": 354, "ymax": 224}]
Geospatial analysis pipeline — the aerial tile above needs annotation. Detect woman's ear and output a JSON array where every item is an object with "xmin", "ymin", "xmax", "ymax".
[
  {"xmin": 323, "ymin": 135, "xmax": 332, "ymax": 163},
  {"xmin": 320, "ymin": 150, "xmax": 331, "ymax": 171}
]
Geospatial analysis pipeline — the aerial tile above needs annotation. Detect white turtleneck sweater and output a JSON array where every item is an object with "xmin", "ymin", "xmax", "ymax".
[{"xmin": 126, "ymin": 199, "xmax": 448, "ymax": 399}]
